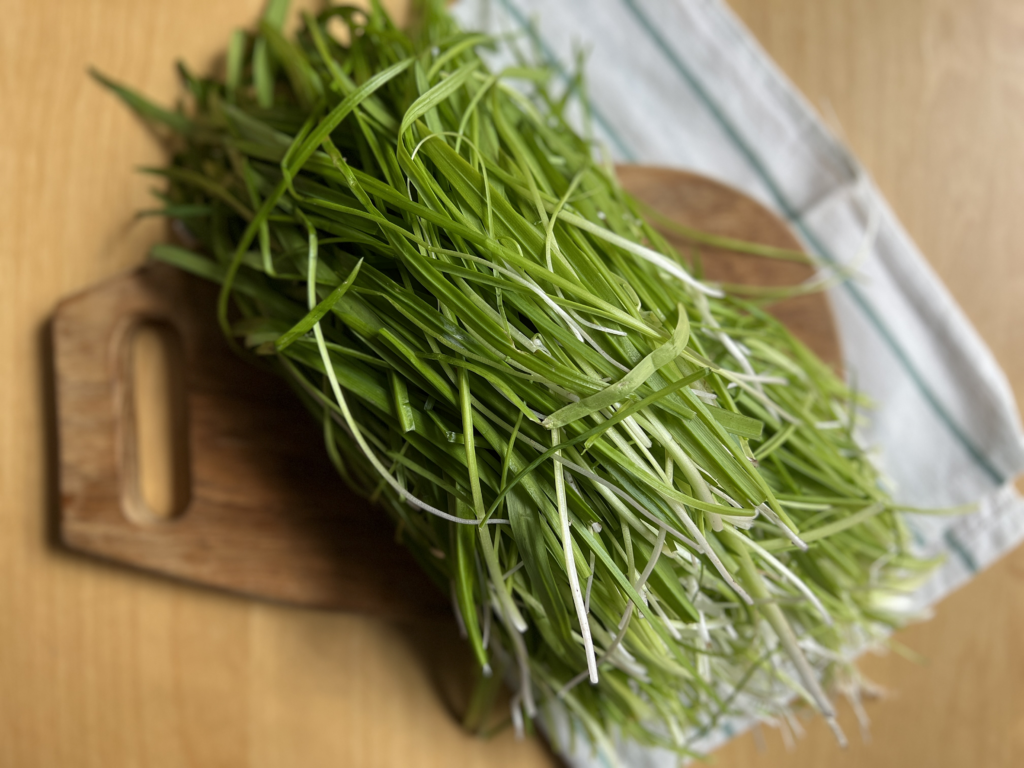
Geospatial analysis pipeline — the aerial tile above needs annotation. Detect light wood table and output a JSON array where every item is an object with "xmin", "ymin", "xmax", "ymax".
[{"xmin": 2, "ymin": 1, "xmax": 1022, "ymax": 766}]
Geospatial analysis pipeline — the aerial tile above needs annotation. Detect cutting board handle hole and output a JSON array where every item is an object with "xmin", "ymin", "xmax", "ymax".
[{"xmin": 121, "ymin": 319, "xmax": 191, "ymax": 524}]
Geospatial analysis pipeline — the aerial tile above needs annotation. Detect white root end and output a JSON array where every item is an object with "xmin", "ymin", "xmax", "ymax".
[
  {"xmin": 827, "ymin": 716, "xmax": 849, "ymax": 748},
  {"xmin": 508, "ymin": 621, "xmax": 536, "ymax": 716},
  {"xmin": 510, "ymin": 694, "xmax": 524, "ymax": 739}
]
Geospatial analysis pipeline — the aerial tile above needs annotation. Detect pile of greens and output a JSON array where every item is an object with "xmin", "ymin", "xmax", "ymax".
[{"xmin": 97, "ymin": 0, "xmax": 936, "ymax": 761}]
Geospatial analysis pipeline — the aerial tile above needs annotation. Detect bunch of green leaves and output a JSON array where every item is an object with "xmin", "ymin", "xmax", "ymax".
[{"xmin": 95, "ymin": 0, "xmax": 938, "ymax": 761}]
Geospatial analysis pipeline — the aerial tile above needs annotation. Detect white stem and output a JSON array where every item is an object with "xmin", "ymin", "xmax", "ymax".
[
  {"xmin": 664, "ymin": 497, "xmax": 752, "ymax": 605},
  {"xmin": 558, "ymin": 210, "xmax": 723, "ymax": 297},
  {"xmin": 559, "ymin": 525, "xmax": 666, "ymax": 697},
  {"xmin": 499, "ymin": 594, "xmax": 536, "ymax": 716},
  {"xmin": 636, "ymin": 525, "xmax": 667, "ymax": 593},
  {"xmin": 553, "ymin": 428, "xmax": 598, "ymax": 684},
  {"xmin": 743, "ymin": 536, "xmax": 832, "ymax": 625},
  {"xmin": 757, "ymin": 503, "xmax": 808, "ymax": 551}
]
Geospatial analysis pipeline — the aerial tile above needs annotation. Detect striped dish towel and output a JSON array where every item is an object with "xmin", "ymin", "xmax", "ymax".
[{"xmin": 452, "ymin": 0, "xmax": 1024, "ymax": 763}]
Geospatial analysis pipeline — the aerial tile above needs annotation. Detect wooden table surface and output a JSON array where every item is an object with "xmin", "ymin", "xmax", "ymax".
[{"xmin": 3, "ymin": 1, "xmax": 1023, "ymax": 766}]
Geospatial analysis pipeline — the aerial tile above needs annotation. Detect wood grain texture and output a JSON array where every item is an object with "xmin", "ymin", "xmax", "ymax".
[
  {"xmin": 52, "ymin": 168, "xmax": 836, "ymax": 614},
  {"xmin": 2, "ymin": 1, "xmax": 1023, "ymax": 767},
  {"xmin": 54, "ymin": 261, "xmax": 449, "ymax": 616},
  {"xmin": 2, "ymin": 1, "xmax": 553, "ymax": 767}
]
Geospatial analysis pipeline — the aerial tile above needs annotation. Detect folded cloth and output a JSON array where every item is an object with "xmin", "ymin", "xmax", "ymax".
[{"xmin": 452, "ymin": 0, "xmax": 1024, "ymax": 762}]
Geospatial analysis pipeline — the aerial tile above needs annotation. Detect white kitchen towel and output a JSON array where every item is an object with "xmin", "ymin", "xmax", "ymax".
[{"xmin": 451, "ymin": 0, "xmax": 1024, "ymax": 763}]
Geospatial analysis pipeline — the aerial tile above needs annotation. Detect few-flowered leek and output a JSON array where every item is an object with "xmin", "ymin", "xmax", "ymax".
[{"xmin": 96, "ymin": 0, "xmax": 939, "ymax": 761}]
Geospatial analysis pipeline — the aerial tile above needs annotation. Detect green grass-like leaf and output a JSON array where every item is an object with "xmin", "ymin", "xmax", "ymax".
[{"xmin": 96, "ymin": 2, "xmax": 944, "ymax": 763}]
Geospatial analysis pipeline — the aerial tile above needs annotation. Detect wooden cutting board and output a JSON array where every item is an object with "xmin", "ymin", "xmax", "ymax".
[{"xmin": 52, "ymin": 166, "xmax": 839, "ymax": 618}]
